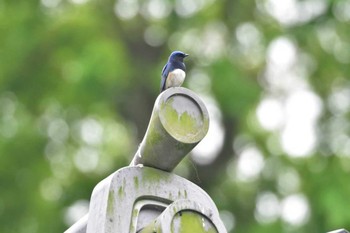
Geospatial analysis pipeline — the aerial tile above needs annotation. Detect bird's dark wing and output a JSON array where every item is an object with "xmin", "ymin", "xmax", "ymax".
[
  {"xmin": 160, "ymin": 63, "xmax": 169, "ymax": 92},
  {"xmin": 161, "ymin": 62, "xmax": 168, "ymax": 75}
]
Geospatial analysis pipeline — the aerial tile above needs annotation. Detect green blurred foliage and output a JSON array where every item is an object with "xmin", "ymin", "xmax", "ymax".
[{"xmin": 1, "ymin": 0, "xmax": 350, "ymax": 232}]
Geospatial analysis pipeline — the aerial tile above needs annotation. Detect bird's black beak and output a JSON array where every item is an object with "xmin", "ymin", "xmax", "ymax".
[{"xmin": 184, "ymin": 54, "xmax": 189, "ymax": 57}]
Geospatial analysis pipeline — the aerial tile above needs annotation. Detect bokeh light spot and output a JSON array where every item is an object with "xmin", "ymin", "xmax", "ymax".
[
  {"xmin": 74, "ymin": 147, "xmax": 99, "ymax": 173},
  {"xmin": 255, "ymin": 192, "xmax": 280, "ymax": 224},
  {"xmin": 281, "ymin": 194, "xmax": 310, "ymax": 226},
  {"xmin": 80, "ymin": 118, "xmax": 104, "ymax": 146},
  {"xmin": 236, "ymin": 146, "xmax": 265, "ymax": 182},
  {"xmin": 114, "ymin": 0, "xmax": 139, "ymax": 20},
  {"xmin": 144, "ymin": 25, "xmax": 167, "ymax": 47},
  {"xmin": 256, "ymin": 97, "xmax": 284, "ymax": 131}
]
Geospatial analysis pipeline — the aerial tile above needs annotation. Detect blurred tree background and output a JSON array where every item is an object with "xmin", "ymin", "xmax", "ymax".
[{"xmin": 1, "ymin": 0, "xmax": 350, "ymax": 232}]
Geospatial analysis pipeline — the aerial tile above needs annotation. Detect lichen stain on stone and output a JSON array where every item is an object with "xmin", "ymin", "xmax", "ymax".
[
  {"xmin": 168, "ymin": 192, "xmax": 173, "ymax": 200},
  {"xmin": 162, "ymin": 100, "xmax": 201, "ymax": 140},
  {"xmin": 171, "ymin": 211, "xmax": 218, "ymax": 233},
  {"xmin": 130, "ymin": 209, "xmax": 138, "ymax": 233},
  {"xmin": 107, "ymin": 190, "xmax": 115, "ymax": 215},
  {"xmin": 132, "ymin": 208, "xmax": 138, "ymax": 218},
  {"xmin": 134, "ymin": 176, "xmax": 139, "ymax": 189},
  {"xmin": 118, "ymin": 186, "xmax": 124, "ymax": 197},
  {"xmin": 143, "ymin": 169, "xmax": 163, "ymax": 183},
  {"xmin": 147, "ymin": 123, "xmax": 163, "ymax": 147}
]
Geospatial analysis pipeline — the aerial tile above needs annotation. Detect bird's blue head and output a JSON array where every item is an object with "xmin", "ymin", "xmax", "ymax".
[{"xmin": 168, "ymin": 51, "xmax": 189, "ymax": 62}]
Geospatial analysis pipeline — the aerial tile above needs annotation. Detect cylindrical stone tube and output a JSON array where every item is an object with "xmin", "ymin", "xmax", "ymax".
[{"xmin": 130, "ymin": 87, "xmax": 209, "ymax": 172}]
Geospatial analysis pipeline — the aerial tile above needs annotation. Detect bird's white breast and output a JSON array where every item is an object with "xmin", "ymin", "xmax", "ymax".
[{"xmin": 166, "ymin": 69, "xmax": 186, "ymax": 89}]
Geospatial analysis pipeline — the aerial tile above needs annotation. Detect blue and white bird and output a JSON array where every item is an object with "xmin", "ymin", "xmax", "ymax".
[{"xmin": 160, "ymin": 51, "xmax": 189, "ymax": 93}]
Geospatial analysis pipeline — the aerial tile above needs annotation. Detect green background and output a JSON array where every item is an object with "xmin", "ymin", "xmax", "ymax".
[{"xmin": 1, "ymin": 0, "xmax": 350, "ymax": 232}]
